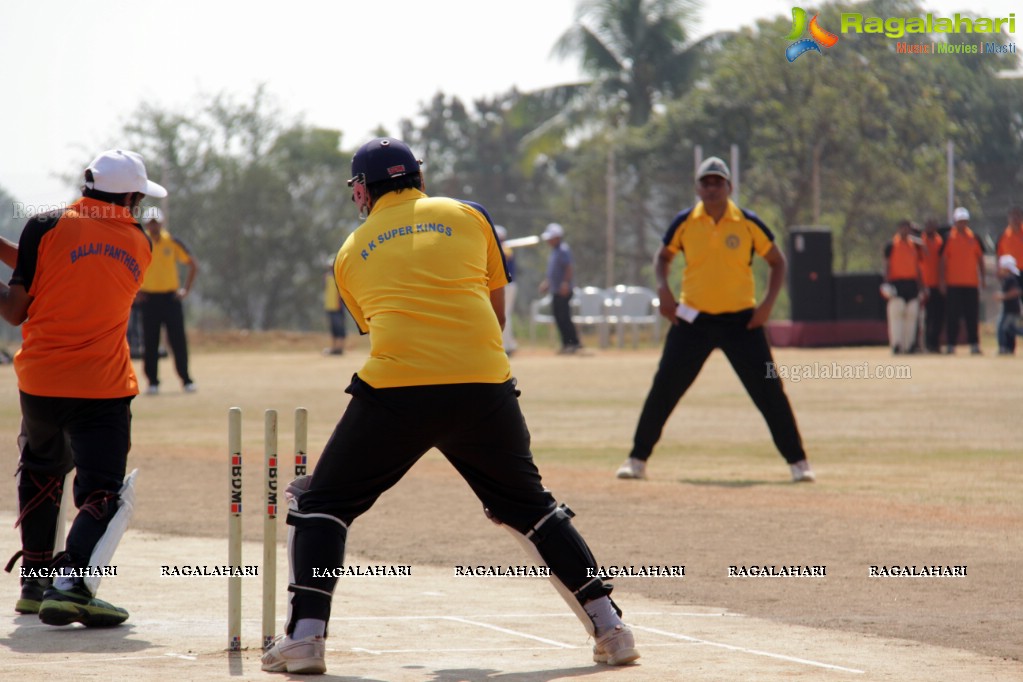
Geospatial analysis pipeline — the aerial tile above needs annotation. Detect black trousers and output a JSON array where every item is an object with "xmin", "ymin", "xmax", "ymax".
[
  {"xmin": 630, "ymin": 310, "xmax": 806, "ymax": 464},
  {"xmin": 945, "ymin": 286, "xmax": 979, "ymax": 347},
  {"xmin": 142, "ymin": 292, "xmax": 192, "ymax": 387},
  {"xmin": 288, "ymin": 376, "xmax": 609, "ymax": 627},
  {"xmin": 552, "ymin": 293, "xmax": 580, "ymax": 347},
  {"xmin": 924, "ymin": 289, "xmax": 945, "ymax": 352},
  {"xmin": 17, "ymin": 393, "xmax": 132, "ymax": 569}
]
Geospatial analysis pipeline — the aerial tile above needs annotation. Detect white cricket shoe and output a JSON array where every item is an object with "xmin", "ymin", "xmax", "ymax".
[
  {"xmin": 261, "ymin": 634, "xmax": 326, "ymax": 674},
  {"xmin": 592, "ymin": 624, "xmax": 640, "ymax": 665},
  {"xmin": 615, "ymin": 458, "xmax": 647, "ymax": 480},
  {"xmin": 790, "ymin": 459, "xmax": 816, "ymax": 483}
]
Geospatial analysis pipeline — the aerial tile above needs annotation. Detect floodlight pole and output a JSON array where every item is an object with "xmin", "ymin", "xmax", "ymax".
[
  {"xmin": 730, "ymin": 144, "xmax": 740, "ymax": 203},
  {"xmin": 605, "ymin": 142, "xmax": 616, "ymax": 290},
  {"xmin": 694, "ymin": 145, "xmax": 703, "ymax": 205}
]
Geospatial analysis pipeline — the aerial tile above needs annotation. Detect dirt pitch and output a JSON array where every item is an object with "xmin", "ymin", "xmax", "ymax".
[{"xmin": 1, "ymin": 334, "xmax": 1021, "ymax": 681}]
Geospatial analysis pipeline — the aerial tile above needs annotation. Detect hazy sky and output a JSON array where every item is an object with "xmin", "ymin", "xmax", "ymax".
[{"xmin": 1, "ymin": 0, "xmax": 1017, "ymax": 207}]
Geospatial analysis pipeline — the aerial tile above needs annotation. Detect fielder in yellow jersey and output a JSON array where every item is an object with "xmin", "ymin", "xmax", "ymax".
[
  {"xmin": 616, "ymin": 156, "xmax": 813, "ymax": 484},
  {"xmin": 263, "ymin": 137, "xmax": 639, "ymax": 675}
]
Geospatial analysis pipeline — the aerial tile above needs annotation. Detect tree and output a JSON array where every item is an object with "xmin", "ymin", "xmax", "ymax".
[
  {"xmin": 544, "ymin": 0, "xmax": 713, "ymax": 287},
  {"xmin": 399, "ymin": 89, "xmax": 583, "ymax": 303},
  {"xmin": 553, "ymin": 0, "xmax": 705, "ymax": 127},
  {"xmin": 122, "ymin": 87, "xmax": 352, "ymax": 330},
  {"xmin": 661, "ymin": 0, "xmax": 1018, "ymax": 272}
]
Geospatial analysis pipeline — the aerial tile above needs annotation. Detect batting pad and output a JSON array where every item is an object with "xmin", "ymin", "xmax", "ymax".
[
  {"xmin": 53, "ymin": 471, "xmax": 74, "ymax": 553},
  {"xmin": 284, "ymin": 476, "xmax": 312, "ymax": 633},
  {"xmin": 85, "ymin": 468, "xmax": 138, "ymax": 595},
  {"xmin": 500, "ymin": 522, "xmax": 596, "ymax": 637}
]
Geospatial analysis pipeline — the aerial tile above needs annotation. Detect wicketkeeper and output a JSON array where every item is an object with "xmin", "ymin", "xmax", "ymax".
[{"xmin": 261, "ymin": 137, "xmax": 640, "ymax": 674}]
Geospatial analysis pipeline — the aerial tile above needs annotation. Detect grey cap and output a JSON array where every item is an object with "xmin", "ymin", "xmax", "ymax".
[{"xmin": 697, "ymin": 156, "xmax": 731, "ymax": 181}]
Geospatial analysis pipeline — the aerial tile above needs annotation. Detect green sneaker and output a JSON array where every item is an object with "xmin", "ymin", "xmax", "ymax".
[
  {"xmin": 38, "ymin": 583, "xmax": 128, "ymax": 627},
  {"xmin": 15, "ymin": 578, "xmax": 51, "ymax": 614}
]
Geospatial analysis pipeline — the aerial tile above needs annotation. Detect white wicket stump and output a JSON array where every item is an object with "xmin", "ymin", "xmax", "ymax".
[
  {"xmin": 226, "ymin": 406, "xmax": 307, "ymax": 653},
  {"xmin": 227, "ymin": 407, "xmax": 243, "ymax": 653},
  {"xmin": 294, "ymin": 407, "xmax": 308, "ymax": 478},
  {"xmin": 263, "ymin": 410, "xmax": 279, "ymax": 652}
]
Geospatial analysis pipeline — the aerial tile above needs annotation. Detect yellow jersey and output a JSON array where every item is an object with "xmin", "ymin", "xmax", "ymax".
[
  {"xmin": 140, "ymin": 229, "xmax": 192, "ymax": 293},
  {"xmin": 335, "ymin": 189, "xmax": 510, "ymax": 388},
  {"xmin": 663, "ymin": 200, "xmax": 775, "ymax": 314}
]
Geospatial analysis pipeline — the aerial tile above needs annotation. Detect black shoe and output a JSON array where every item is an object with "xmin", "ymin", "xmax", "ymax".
[
  {"xmin": 15, "ymin": 577, "xmax": 51, "ymax": 614},
  {"xmin": 38, "ymin": 583, "xmax": 128, "ymax": 627}
]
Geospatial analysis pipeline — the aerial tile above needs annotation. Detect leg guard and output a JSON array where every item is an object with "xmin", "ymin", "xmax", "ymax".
[
  {"xmin": 84, "ymin": 469, "xmax": 138, "ymax": 594},
  {"xmin": 54, "ymin": 471, "xmax": 74, "ymax": 554},
  {"xmin": 490, "ymin": 504, "xmax": 613, "ymax": 637},
  {"xmin": 9, "ymin": 469, "xmax": 65, "ymax": 573},
  {"xmin": 285, "ymin": 476, "xmax": 348, "ymax": 636}
]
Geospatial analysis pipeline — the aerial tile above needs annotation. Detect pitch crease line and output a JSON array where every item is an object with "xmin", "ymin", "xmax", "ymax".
[
  {"xmin": 631, "ymin": 625, "xmax": 866, "ymax": 674},
  {"xmin": 5, "ymin": 654, "xmax": 198, "ymax": 667},
  {"xmin": 442, "ymin": 616, "xmax": 576, "ymax": 648},
  {"xmin": 326, "ymin": 610, "xmax": 734, "ymax": 622}
]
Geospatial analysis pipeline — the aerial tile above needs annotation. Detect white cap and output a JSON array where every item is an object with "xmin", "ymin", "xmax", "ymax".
[
  {"xmin": 952, "ymin": 207, "xmax": 970, "ymax": 222},
  {"xmin": 541, "ymin": 222, "xmax": 564, "ymax": 240},
  {"xmin": 494, "ymin": 224, "xmax": 508, "ymax": 240},
  {"xmin": 697, "ymin": 156, "xmax": 731, "ymax": 181},
  {"xmin": 85, "ymin": 150, "xmax": 167, "ymax": 198},
  {"xmin": 999, "ymin": 254, "xmax": 1020, "ymax": 276},
  {"xmin": 142, "ymin": 206, "xmax": 164, "ymax": 223}
]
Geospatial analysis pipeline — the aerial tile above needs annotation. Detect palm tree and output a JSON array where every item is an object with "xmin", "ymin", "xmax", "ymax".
[
  {"xmin": 538, "ymin": 0, "xmax": 711, "ymax": 287},
  {"xmin": 552, "ymin": 0, "xmax": 704, "ymax": 127}
]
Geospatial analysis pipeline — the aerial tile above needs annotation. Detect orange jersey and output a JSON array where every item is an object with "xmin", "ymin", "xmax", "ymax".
[
  {"xmin": 11, "ymin": 197, "xmax": 152, "ymax": 398},
  {"xmin": 885, "ymin": 235, "xmax": 922, "ymax": 281},
  {"xmin": 996, "ymin": 226, "xmax": 1023, "ymax": 263},
  {"xmin": 920, "ymin": 232, "xmax": 943, "ymax": 288},
  {"xmin": 940, "ymin": 227, "xmax": 984, "ymax": 288}
]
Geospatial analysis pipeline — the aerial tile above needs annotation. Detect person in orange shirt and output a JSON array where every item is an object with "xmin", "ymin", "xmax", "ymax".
[
  {"xmin": 883, "ymin": 220, "xmax": 926, "ymax": 354},
  {"xmin": 0, "ymin": 150, "xmax": 163, "ymax": 626},
  {"xmin": 939, "ymin": 207, "xmax": 986, "ymax": 354},
  {"xmin": 920, "ymin": 219, "xmax": 945, "ymax": 353},
  {"xmin": 996, "ymin": 206, "xmax": 1023, "ymax": 264}
]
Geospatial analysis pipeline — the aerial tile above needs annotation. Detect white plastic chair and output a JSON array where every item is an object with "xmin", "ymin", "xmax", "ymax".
[
  {"xmin": 530, "ymin": 287, "xmax": 612, "ymax": 347},
  {"xmin": 607, "ymin": 285, "xmax": 661, "ymax": 348}
]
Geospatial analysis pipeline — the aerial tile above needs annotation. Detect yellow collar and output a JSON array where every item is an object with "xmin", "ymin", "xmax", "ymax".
[{"xmin": 691, "ymin": 199, "xmax": 742, "ymax": 223}]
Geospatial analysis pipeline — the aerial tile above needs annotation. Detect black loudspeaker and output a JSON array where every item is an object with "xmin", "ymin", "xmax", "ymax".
[
  {"xmin": 834, "ymin": 273, "xmax": 886, "ymax": 321},
  {"xmin": 787, "ymin": 229, "xmax": 834, "ymax": 321}
]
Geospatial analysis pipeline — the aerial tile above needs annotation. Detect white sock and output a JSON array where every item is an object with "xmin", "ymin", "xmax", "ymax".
[
  {"xmin": 584, "ymin": 596, "xmax": 623, "ymax": 636},
  {"xmin": 54, "ymin": 577, "xmax": 76, "ymax": 591},
  {"xmin": 292, "ymin": 618, "xmax": 326, "ymax": 640}
]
